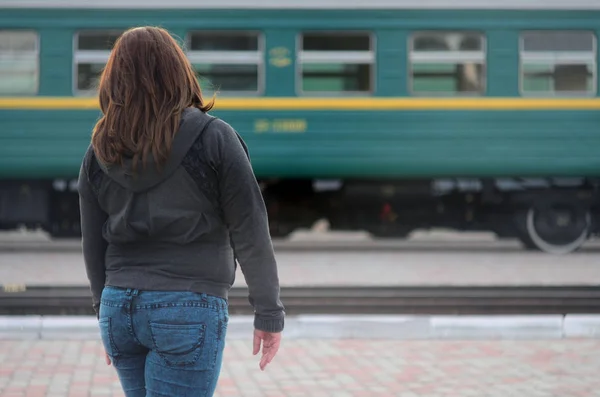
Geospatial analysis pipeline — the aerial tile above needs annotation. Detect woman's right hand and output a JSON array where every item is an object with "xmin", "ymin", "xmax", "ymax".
[{"xmin": 253, "ymin": 329, "xmax": 281, "ymax": 371}]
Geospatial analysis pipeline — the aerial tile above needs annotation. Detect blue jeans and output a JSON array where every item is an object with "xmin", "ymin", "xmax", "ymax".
[{"xmin": 98, "ymin": 286, "xmax": 229, "ymax": 397}]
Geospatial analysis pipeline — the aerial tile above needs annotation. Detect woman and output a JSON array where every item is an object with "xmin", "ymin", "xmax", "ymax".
[{"xmin": 78, "ymin": 26, "xmax": 284, "ymax": 397}]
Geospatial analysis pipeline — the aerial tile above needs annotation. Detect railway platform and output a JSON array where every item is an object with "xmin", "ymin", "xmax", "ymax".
[
  {"xmin": 1, "ymin": 337, "xmax": 599, "ymax": 397},
  {"xmin": 2, "ymin": 230, "xmax": 600, "ymax": 288},
  {"xmin": 2, "ymin": 230, "xmax": 600, "ymax": 396}
]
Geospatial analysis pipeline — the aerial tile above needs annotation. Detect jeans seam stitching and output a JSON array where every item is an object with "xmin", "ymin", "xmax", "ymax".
[{"xmin": 104, "ymin": 317, "xmax": 121, "ymax": 360}]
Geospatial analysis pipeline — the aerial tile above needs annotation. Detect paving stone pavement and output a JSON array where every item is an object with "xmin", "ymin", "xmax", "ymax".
[{"xmin": 1, "ymin": 338, "xmax": 600, "ymax": 397}]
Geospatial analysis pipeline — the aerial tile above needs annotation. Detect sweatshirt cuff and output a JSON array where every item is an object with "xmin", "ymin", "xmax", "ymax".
[{"xmin": 254, "ymin": 314, "xmax": 285, "ymax": 333}]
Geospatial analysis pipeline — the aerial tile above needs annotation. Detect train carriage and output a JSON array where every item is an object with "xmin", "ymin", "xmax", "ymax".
[{"xmin": 1, "ymin": 0, "xmax": 600, "ymax": 253}]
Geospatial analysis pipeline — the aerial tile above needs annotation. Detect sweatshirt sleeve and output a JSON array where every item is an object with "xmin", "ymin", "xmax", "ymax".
[
  {"xmin": 77, "ymin": 152, "xmax": 108, "ymax": 319},
  {"xmin": 209, "ymin": 120, "xmax": 285, "ymax": 333}
]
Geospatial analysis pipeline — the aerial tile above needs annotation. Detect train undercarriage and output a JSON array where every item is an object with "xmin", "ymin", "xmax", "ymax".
[
  {"xmin": 263, "ymin": 177, "xmax": 600, "ymax": 254},
  {"xmin": 1, "ymin": 177, "xmax": 599, "ymax": 254}
]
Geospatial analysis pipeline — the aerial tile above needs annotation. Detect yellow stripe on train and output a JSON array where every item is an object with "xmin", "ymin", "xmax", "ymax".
[{"xmin": 1, "ymin": 97, "xmax": 600, "ymax": 110}]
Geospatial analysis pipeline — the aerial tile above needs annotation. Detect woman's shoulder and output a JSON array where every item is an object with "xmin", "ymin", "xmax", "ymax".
[
  {"xmin": 81, "ymin": 144, "xmax": 98, "ymax": 171},
  {"xmin": 201, "ymin": 115, "xmax": 249, "ymax": 159},
  {"xmin": 202, "ymin": 116, "xmax": 235, "ymax": 139},
  {"xmin": 78, "ymin": 144, "xmax": 105, "ymax": 197}
]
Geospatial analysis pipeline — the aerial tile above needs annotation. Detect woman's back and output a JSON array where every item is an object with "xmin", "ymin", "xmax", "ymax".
[{"xmin": 78, "ymin": 26, "xmax": 283, "ymax": 397}]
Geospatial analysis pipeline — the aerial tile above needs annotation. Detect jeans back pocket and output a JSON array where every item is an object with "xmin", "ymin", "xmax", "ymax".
[{"xmin": 149, "ymin": 322, "xmax": 207, "ymax": 367}]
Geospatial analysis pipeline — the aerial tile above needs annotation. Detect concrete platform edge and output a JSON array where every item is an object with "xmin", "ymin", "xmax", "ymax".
[{"xmin": 1, "ymin": 314, "xmax": 600, "ymax": 340}]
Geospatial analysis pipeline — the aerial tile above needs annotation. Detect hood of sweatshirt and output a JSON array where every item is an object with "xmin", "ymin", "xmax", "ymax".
[{"xmin": 97, "ymin": 107, "xmax": 212, "ymax": 193}]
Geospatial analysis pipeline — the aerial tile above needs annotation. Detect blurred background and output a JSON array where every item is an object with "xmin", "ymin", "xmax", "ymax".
[
  {"xmin": 1, "ymin": 0, "xmax": 600, "ymax": 315},
  {"xmin": 2, "ymin": 2, "xmax": 600, "ymax": 397}
]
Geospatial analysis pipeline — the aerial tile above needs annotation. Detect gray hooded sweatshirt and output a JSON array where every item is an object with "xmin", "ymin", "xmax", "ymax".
[{"xmin": 78, "ymin": 107, "xmax": 284, "ymax": 333}]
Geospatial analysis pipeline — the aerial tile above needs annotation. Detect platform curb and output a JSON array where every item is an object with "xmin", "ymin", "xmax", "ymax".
[
  {"xmin": 1, "ymin": 314, "xmax": 600, "ymax": 340},
  {"xmin": 563, "ymin": 315, "xmax": 600, "ymax": 338}
]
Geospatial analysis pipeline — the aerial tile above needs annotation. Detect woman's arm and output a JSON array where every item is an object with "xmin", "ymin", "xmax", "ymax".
[
  {"xmin": 209, "ymin": 120, "xmax": 285, "ymax": 333},
  {"xmin": 78, "ymin": 152, "xmax": 109, "ymax": 318}
]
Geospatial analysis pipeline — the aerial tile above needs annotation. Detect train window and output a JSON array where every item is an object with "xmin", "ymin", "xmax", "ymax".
[
  {"xmin": 298, "ymin": 32, "xmax": 374, "ymax": 95},
  {"xmin": 0, "ymin": 30, "xmax": 39, "ymax": 95},
  {"xmin": 409, "ymin": 32, "xmax": 486, "ymax": 95},
  {"xmin": 74, "ymin": 31, "xmax": 123, "ymax": 95},
  {"xmin": 187, "ymin": 31, "xmax": 263, "ymax": 96},
  {"xmin": 520, "ymin": 31, "xmax": 596, "ymax": 96}
]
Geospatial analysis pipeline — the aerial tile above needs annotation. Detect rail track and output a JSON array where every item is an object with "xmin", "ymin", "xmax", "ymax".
[{"xmin": 1, "ymin": 285, "xmax": 600, "ymax": 316}]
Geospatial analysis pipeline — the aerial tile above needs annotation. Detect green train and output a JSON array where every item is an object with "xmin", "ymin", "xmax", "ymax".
[{"xmin": 1, "ymin": 0, "xmax": 600, "ymax": 254}]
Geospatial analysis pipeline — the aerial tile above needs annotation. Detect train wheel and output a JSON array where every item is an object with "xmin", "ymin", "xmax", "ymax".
[{"xmin": 519, "ymin": 202, "xmax": 590, "ymax": 254}]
